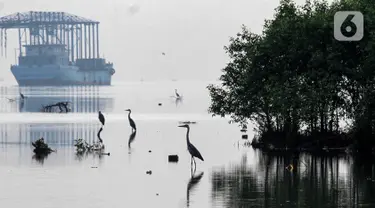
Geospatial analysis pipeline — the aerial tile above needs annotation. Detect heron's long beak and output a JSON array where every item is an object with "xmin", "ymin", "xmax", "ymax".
[{"xmin": 178, "ymin": 125, "xmax": 184, "ymax": 127}]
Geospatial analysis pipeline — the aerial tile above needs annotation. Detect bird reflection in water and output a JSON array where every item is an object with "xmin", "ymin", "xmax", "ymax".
[
  {"xmin": 187, "ymin": 170, "xmax": 204, "ymax": 207},
  {"xmin": 19, "ymin": 99, "xmax": 24, "ymax": 112},
  {"xmin": 175, "ymin": 96, "xmax": 182, "ymax": 107},
  {"xmin": 128, "ymin": 130, "xmax": 137, "ymax": 149}
]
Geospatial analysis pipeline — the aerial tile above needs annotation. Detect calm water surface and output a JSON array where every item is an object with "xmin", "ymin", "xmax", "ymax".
[{"xmin": 0, "ymin": 81, "xmax": 374, "ymax": 208}]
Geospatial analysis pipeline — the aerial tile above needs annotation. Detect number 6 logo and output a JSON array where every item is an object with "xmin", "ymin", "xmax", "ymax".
[{"xmin": 334, "ymin": 11, "xmax": 364, "ymax": 41}]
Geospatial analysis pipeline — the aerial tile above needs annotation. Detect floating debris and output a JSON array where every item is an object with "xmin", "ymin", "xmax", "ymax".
[
  {"xmin": 158, "ymin": 103, "xmax": 162, "ymax": 106},
  {"xmin": 149, "ymin": 150, "xmax": 152, "ymax": 153},
  {"xmin": 74, "ymin": 138, "xmax": 104, "ymax": 153},
  {"xmin": 32, "ymin": 137, "xmax": 55, "ymax": 154},
  {"xmin": 40, "ymin": 101, "xmax": 71, "ymax": 113},
  {"xmin": 168, "ymin": 155, "xmax": 179, "ymax": 162}
]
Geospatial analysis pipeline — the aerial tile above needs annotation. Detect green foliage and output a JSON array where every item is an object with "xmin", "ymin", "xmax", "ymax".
[{"xmin": 208, "ymin": 0, "xmax": 375, "ymax": 148}]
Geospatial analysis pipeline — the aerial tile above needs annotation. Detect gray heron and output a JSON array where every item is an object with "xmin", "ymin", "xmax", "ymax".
[
  {"xmin": 175, "ymin": 89, "xmax": 180, "ymax": 98},
  {"xmin": 178, "ymin": 124, "xmax": 204, "ymax": 171},
  {"xmin": 20, "ymin": 93, "xmax": 26, "ymax": 99},
  {"xmin": 98, "ymin": 111, "xmax": 105, "ymax": 126},
  {"xmin": 125, "ymin": 109, "xmax": 137, "ymax": 131}
]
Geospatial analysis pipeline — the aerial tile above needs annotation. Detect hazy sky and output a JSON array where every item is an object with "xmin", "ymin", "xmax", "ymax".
[{"xmin": 0, "ymin": 0, "xmax": 313, "ymax": 83}]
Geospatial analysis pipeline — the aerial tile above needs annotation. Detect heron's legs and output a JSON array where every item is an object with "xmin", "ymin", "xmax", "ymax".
[{"xmin": 192, "ymin": 157, "xmax": 197, "ymax": 172}]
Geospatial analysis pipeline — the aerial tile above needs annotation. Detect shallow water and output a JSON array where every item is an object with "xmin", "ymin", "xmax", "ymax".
[{"xmin": 0, "ymin": 81, "xmax": 374, "ymax": 208}]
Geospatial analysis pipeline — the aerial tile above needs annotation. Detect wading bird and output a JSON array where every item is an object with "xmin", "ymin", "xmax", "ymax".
[
  {"xmin": 178, "ymin": 124, "xmax": 204, "ymax": 171},
  {"xmin": 175, "ymin": 89, "xmax": 180, "ymax": 98},
  {"xmin": 125, "ymin": 109, "xmax": 136, "ymax": 131},
  {"xmin": 20, "ymin": 93, "xmax": 26, "ymax": 100},
  {"xmin": 98, "ymin": 111, "xmax": 105, "ymax": 126}
]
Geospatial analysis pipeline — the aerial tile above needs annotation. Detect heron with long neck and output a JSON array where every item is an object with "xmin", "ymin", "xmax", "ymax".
[
  {"xmin": 178, "ymin": 124, "xmax": 204, "ymax": 171},
  {"xmin": 125, "ymin": 109, "xmax": 136, "ymax": 131}
]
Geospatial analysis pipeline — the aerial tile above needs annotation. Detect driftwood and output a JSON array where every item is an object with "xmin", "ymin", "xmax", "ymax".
[
  {"xmin": 74, "ymin": 127, "xmax": 106, "ymax": 154},
  {"xmin": 40, "ymin": 101, "xmax": 71, "ymax": 113},
  {"xmin": 32, "ymin": 137, "xmax": 55, "ymax": 154}
]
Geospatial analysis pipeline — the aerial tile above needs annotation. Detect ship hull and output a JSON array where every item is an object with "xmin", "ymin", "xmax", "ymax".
[{"xmin": 11, "ymin": 65, "xmax": 113, "ymax": 86}]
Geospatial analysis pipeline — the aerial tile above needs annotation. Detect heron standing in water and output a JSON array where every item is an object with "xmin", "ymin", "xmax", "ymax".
[
  {"xmin": 178, "ymin": 124, "xmax": 204, "ymax": 171},
  {"xmin": 98, "ymin": 111, "xmax": 105, "ymax": 126},
  {"xmin": 20, "ymin": 93, "xmax": 26, "ymax": 100},
  {"xmin": 175, "ymin": 89, "xmax": 180, "ymax": 98},
  {"xmin": 125, "ymin": 109, "xmax": 136, "ymax": 132}
]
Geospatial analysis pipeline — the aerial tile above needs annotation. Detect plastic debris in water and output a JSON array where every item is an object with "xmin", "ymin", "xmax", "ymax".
[{"xmin": 168, "ymin": 155, "xmax": 179, "ymax": 162}]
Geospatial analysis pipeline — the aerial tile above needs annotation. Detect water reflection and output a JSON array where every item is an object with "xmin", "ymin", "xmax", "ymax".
[
  {"xmin": 211, "ymin": 151, "xmax": 375, "ymax": 207},
  {"xmin": 128, "ymin": 130, "xmax": 137, "ymax": 149},
  {"xmin": 0, "ymin": 123, "xmax": 100, "ymax": 146},
  {"xmin": 0, "ymin": 86, "xmax": 114, "ymax": 113},
  {"xmin": 187, "ymin": 171, "xmax": 204, "ymax": 207},
  {"xmin": 32, "ymin": 152, "xmax": 51, "ymax": 165},
  {"xmin": 174, "ymin": 97, "xmax": 183, "ymax": 107}
]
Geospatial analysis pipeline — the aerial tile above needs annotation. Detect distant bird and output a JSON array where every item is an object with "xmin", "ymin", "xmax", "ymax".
[
  {"xmin": 98, "ymin": 111, "xmax": 105, "ymax": 126},
  {"xmin": 162, "ymin": 52, "xmax": 166, "ymax": 55},
  {"xmin": 175, "ymin": 89, "xmax": 180, "ymax": 98},
  {"xmin": 125, "ymin": 109, "xmax": 136, "ymax": 131},
  {"xmin": 6, "ymin": 97, "xmax": 15, "ymax": 102},
  {"xmin": 20, "ymin": 93, "xmax": 25, "ymax": 99},
  {"xmin": 178, "ymin": 124, "xmax": 204, "ymax": 170}
]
